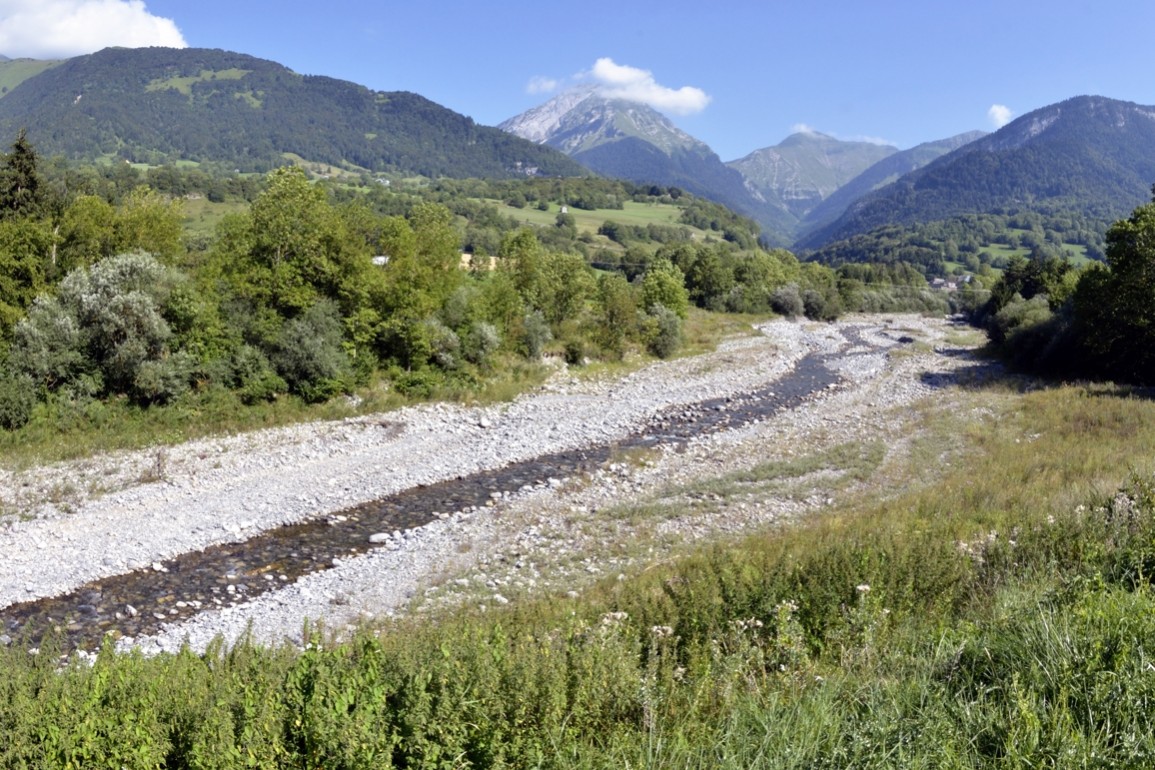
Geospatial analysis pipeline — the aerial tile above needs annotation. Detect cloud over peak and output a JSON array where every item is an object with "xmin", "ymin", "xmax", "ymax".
[
  {"xmin": 0, "ymin": 0, "xmax": 186, "ymax": 59},
  {"xmin": 526, "ymin": 58, "xmax": 710, "ymax": 116},
  {"xmin": 988, "ymin": 104, "xmax": 1014, "ymax": 129},
  {"xmin": 590, "ymin": 58, "xmax": 710, "ymax": 115}
]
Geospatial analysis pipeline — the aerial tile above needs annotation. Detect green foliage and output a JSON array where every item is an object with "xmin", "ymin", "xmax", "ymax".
[
  {"xmin": 987, "ymin": 193, "xmax": 1155, "ymax": 383},
  {"xmin": 521, "ymin": 309, "xmax": 552, "ymax": 360},
  {"xmin": 643, "ymin": 304, "xmax": 682, "ymax": 359},
  {"xmin": 770, "ymin": 283, "xmax": 805, "ymax": 319},
  {"xmin": 10, "ymin": 251, "xmax": 190, "ymax": 403},
  {"xmin": 270, "ymin": 300, "xmax": 353, "ymax": 402},
  {"xmin": 0, "ymin": 369, "xmax": 34, "ymax": 429},
  {"xmin": 0, "ymin": 216, "xmax": 51, "ymax": 334},
  {"xmin": 640, "ymin": 259, "xmax": 689, "ymax": 319},
  {"xmin": 0, "ymin": 128, "xmax": 42, "ymax": 219},
  {"xmin": 595, "ymin": 273, "xmax": 637, "ymax": 359}
]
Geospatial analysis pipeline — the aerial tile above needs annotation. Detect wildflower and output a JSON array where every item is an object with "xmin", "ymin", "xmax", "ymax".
[
  {"xmin": 856, "ymin": 583, "xmax": 871, "ymax": 594},
  {"xmin": 650, "ymin": 625, "xmax": 674, "ymax": 639}
]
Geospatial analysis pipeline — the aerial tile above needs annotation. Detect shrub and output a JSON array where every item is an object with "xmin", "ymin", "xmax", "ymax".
[
  {"xmin": 392, "ymin": 368, "xmax": 442, "ymax": 399},
  {"xmin": 270, "ymin": 300, "xmax": 353, "ymax": 403},
  {"xmin": 463, "ymin": 321, "xmax": 501, "ymax": 366},
  {"xmin": 521, "ymin": 310, "xmax": 552, "ymax": 360},
  {"xmin": 230, "ymin": 344, "xmax": 287, "ymax": 404},
  {"xmin": 10, "ymin": 251, "xmax": 186, "ymax": 400},
  {"xmin": 644, "ymin": 304, "xmax": 682, "ymax": 359},
  {"xmin": 421, "ymin": 317, "xmax": 461, "ymax": 370},
  {"xmin": 770, "ymin": 283, "xmax": 804, "ymax": 319},
  {"xmin": 132, "ymin": 351, "xmax": 195, "ymax": 405},
  {"xmin": 564, "ymin": 339, "xmax": 586, "ymax": 366},
  {"xmin": 0, "ymin": 370, "xmax": 35, "ymax": 430},
  {"xmin": 640, "ymin": 260, "xmax": 689, "ymax": 319}
]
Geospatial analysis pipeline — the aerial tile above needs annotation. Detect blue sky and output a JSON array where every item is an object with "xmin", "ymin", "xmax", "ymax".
[{"xmin": 2, "ymin": 1, "xmax": 1154, "ymax": 159}]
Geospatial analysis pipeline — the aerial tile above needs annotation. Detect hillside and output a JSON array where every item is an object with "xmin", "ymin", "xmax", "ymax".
[
  {"xmin": 728, "ymin": 131, "xmax": 897, "ymax": 223},
  {"xmin": 797, "ymin": 130, "xmax": 985, "ymax": 238},
  {"xmin": 0, "ymin": 47, "xmax": 587, "ymax": 178},
  {"xmin": 800, "ymin": 96, "xmax": 1155, "ymax": 249}
]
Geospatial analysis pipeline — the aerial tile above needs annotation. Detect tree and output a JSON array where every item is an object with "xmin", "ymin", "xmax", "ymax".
[
  {"xmin": 640, "ymin": 259, "xmax": 689, "ymax": 319},
  {"xmin": 595, "ymin": 273, "xmax": 637, "ymax": 359},
  {"xmin": 0, "ymin": 218, "xmax": 52, "ymax": 335},
  {"xmin": 0, "ymin": 129, "xmax": 43, "ymax": 220},
  {"xmin": 1071, "ymin": 193, "xmax": 1155, "ymax": 381}
]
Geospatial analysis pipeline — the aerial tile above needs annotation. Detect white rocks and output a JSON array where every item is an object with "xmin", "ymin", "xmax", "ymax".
[{"xmin": 0, "ymin": 315, "xmax": 978, "ymax": 655}]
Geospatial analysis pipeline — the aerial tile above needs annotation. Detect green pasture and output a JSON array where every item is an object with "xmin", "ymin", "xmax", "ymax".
[
  {"xmin": 495, "ymin": 200, "xmax": 694, "ymax": 233},
  {"xmin": 0, "ymin": 58, "xmax": 61, "ymax": 97},
  {"xmin": 145, "ymin": 68, "xmax": 250, "ymax": 96}
]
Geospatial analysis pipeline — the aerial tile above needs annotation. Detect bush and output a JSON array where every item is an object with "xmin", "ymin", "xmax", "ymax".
[
  {"xmin": 270, "ymin": 300, "xmax": 353, "ymax": 403},
  {"xmin": 0, "ymin": 370, "xmax": 35, "ymax": 430},
  {"xmin": 463, "ymin": 321, "xmax": 500, "ymax": 366},
  {"xmin": 564, "ymin": 339, "xmax": 586, "ymax": 366},
  {"xmin": 644, "ymin": 304, "xmax": 682, "ymax": 359},
  {"xmin": 521, "ymin": 310, "xmax": 552, "ymax": 360},
  {"xmin": 421, "ymin": 317, "xmax": 461, "ymax": 370},
  {"xmin": 391, "ymin": 368, "xmax": 443, "ymax": 399},
  {"xmin": 230, "ymin": 344, "xmax": 287, "ymax": 404},
  {"xmin": 132, "ymin": 351, "xmax": 194, "ymax": 405},
  {"xmin": 770, "ymin": 283, "xmax": 805, "ymax": 319},
  {"xmin": 10, "ymin": 251, "xmax": 185, "ymax": 401}
]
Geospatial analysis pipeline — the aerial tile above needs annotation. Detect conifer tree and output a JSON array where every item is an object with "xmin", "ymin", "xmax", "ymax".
[{"xmin": 0, "ymin": 129, "xmax": 42, "ymax": 219}]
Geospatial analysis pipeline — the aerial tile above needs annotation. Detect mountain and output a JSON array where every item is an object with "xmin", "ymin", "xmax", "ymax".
[
  {"xmin": 0, "ymin": 47, "xmax": 587, "ymax": 178},
  {"xmin": 797, "ymin": 130, "xmax": 985, "ymax": 238},
  {"xmin": 501, "ymin": 90, "xmax": 794, "ymax": 244},
  {"xmin": 728, "ymin": 132, "xmax": 897, "ymax": 224},
  {"xmin": 800, "ymin": 96, "xmax": 1155, "ymax": 249}
]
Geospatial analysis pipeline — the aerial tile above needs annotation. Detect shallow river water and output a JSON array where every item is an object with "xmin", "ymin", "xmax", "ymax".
[{"xmin": 1, "ymin": 342, "xmax": 860, "ymax": 653}]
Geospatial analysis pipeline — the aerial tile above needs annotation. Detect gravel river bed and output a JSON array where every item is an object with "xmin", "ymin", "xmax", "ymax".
[{"xmin": 0, "ymin": 315, "xmax": 982, "ymax": 657}]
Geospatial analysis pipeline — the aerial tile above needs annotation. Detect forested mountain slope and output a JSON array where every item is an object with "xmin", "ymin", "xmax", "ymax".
[
  {"xmin": 0, "ymin": 47, "xmax": 587, "ymax": 177},
  {"xmin": 800, "ymin": 96, "xmax": 1155, "ymax": 249}
]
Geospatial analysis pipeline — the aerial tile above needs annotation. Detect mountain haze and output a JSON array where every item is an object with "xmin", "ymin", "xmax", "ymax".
[
  {"xmin": 797, "ymin": 130, "xmax": 985, "ymax": 238},
  {"xmin": 0, "ymin": 47, "xmax": 586, "ymax": 178},
  {"xmin": 501, "ymin": 90, "xmax": 795, "ymax": 244},
  {"xmin": 801, "ymin": 96, "xmax": 1155, "ymax": 249},
  {"xmin": 728, "ymin": 132, "xmax": 897, "ymax": 222}
]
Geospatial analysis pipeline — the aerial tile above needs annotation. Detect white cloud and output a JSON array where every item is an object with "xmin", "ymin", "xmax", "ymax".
[
  {"xmin": 988, "ymin": 104, "xmax": 1014, "ymax": 129},
  {"xmin": 792, "ymin": 123, "xmax": 817, "ymax": 134},
  {"xmin": 587, "ymin": 57, "xmax": 710, "ymax": 115},
  {"xmin": 0, "ymin": 0, "xmax": 186, "ymax": 59},
  {"xmin": 526, "ymin": 75, "xmax": 559, "ymax": 95}
]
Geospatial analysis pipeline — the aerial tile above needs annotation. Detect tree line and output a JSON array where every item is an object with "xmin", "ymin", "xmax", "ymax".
[{"xmin": 977, "ymin": 187, "xmax": 1155, "ymax": 384}]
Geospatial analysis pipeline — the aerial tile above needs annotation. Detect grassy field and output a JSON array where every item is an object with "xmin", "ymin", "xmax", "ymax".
[
  {"xmin": 978, "ymin": 234, "xmax": 1090, "ymax": 265},
  {"xmin": 0, "ymin": 58, "xmax": 61, "ymax": 97},
  {"xmin": 495, "ymin": 199, "xmax": 706, "ymax": 235}
]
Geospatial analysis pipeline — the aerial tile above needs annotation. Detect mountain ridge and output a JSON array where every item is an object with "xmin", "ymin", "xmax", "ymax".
[
  {"xmin": 799, "ymin": 95, "xmax": 1155, "ymax": 249},
  {"xmin": 727, "ymin": 132, "xmax": 898, "ymax": 222},
  {"xmin": 0, "ymin": 46, "xmax": 588, "ymax": 178}
]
